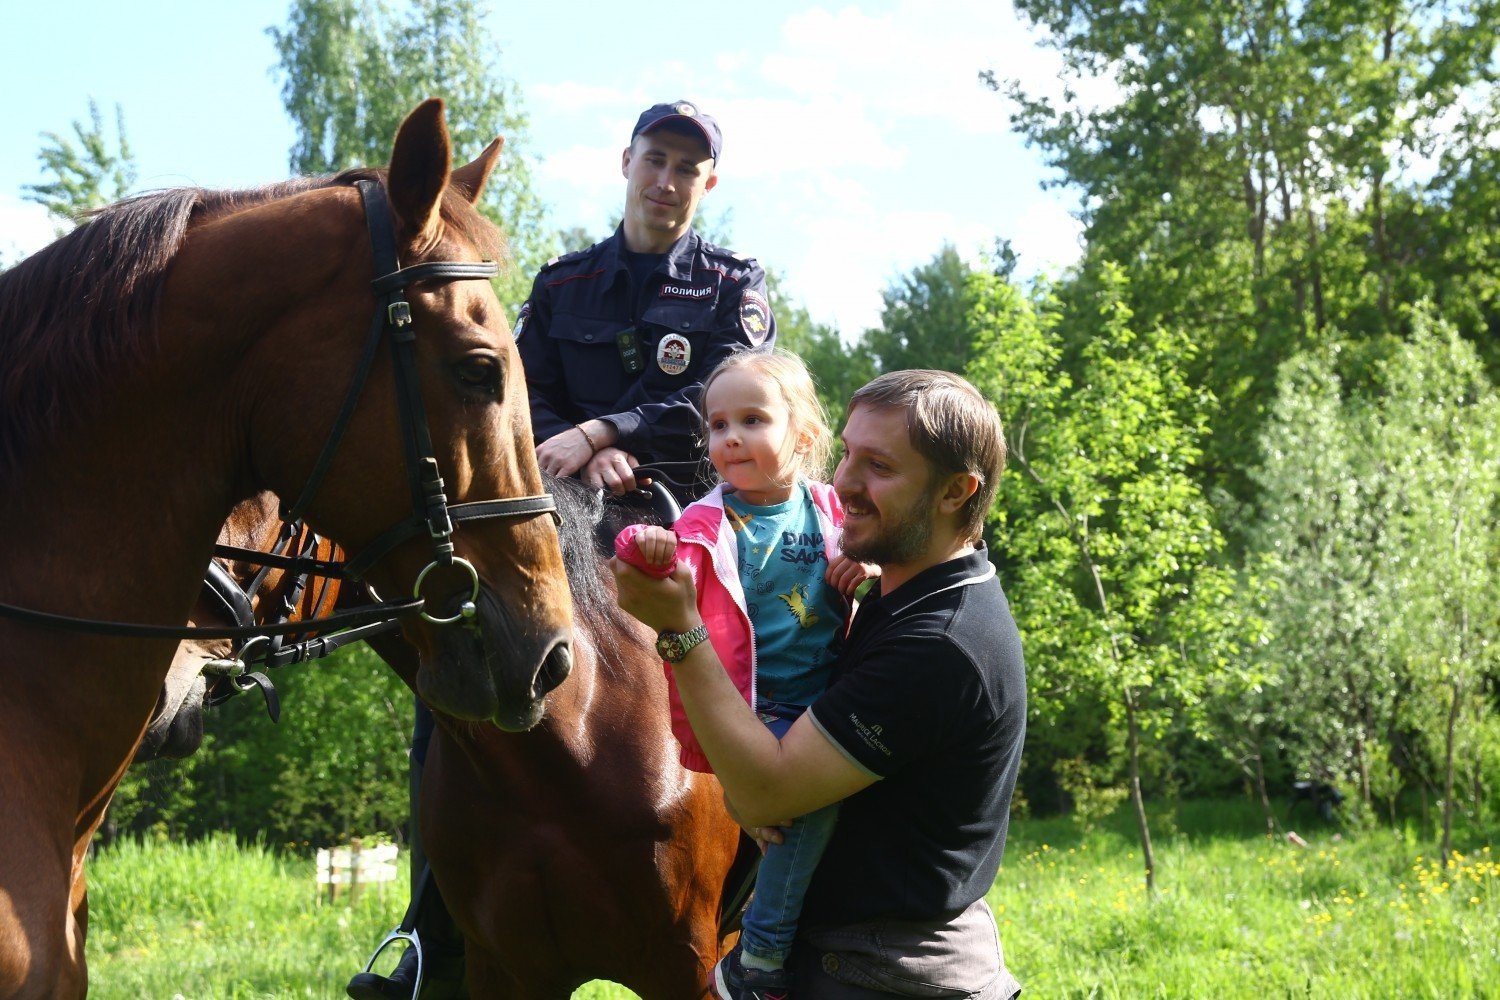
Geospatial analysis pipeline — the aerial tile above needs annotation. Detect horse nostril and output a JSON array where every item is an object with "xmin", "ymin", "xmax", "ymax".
[{"xmin": 535, "ymin": 641, "xmax": 573, "ymax": 697}]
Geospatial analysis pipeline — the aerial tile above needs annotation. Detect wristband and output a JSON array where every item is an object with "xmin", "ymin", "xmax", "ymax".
[{"xmin": 575, "ymin": 423, "xmax": 600, "ymax": 454}]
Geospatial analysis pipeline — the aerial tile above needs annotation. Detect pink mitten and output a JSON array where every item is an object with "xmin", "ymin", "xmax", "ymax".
[{"xmin": 614, "ymin": 525, "xmax": 676, "ymax": 578}]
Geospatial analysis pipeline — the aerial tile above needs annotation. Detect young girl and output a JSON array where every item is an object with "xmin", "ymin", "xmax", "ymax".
[{"xmin": 615, "ymin": 348, "xmax": 869, "ymax": 1000}]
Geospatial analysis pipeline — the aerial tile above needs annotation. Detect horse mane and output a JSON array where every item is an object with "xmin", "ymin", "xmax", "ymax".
[
  {"xmin": 545, "ymin": 475, "xmax": 654, "ymax": 670},
  {"xmin": 0, "ymin": 169, "xmax": 506, "ymax": 477}
]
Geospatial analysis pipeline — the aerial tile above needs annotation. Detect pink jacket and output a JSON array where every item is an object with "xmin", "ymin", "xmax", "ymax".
[{"xmin": 615, "ymin": 480, "xmax": 844, "ymax": 772}]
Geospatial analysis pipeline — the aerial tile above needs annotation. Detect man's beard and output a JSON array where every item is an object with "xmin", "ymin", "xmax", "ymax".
[{"xmin": 842, "ymin": 488, "xmax": 936, "ymax": 567}]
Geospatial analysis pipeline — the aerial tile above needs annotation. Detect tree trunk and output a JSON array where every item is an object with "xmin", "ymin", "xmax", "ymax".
[
  {"xmin": 1305, "ymin": 185, "xmax": 1327, "ymax": 333},
  {"xmin": 1125, "ymin": 689, "xmax": 1157, "ymax": 895},
  {"xmin": 1252, "ymin": 735, "xmax": 1278, "ymax": 836},
  {"xmin": 1441, "ymin": 677, "xmax": 1461, "ymax": 867}
]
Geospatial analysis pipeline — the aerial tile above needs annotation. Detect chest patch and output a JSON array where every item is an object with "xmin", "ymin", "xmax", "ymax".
[
  {"xmin": 659, "ymin": 280, "xmax": 717, "ymax": 300},
  {"xmin": 657, "ymin": 333, "xmax": 691, "ymax": 375}
]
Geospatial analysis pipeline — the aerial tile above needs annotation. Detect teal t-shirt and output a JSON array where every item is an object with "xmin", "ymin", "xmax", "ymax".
[{"xmin": 723, "ymin": 481, "xmax": 845, "ymax": 707}]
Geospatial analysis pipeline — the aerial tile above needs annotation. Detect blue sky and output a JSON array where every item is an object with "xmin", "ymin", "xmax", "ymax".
[{"xmin": 0, "ymin": 0, "xmax": 1093, "ymax": 335}]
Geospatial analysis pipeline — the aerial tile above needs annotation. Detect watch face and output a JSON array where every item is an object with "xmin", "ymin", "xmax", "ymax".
[{"xmin": 655, "ymin": 634, "xmax": 679, "ymax": 660}]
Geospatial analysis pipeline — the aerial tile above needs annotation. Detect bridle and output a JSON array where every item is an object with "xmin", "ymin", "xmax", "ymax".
[{"xmin": 0, "ymin": 178, "xmax": 559, "ymax": 661}]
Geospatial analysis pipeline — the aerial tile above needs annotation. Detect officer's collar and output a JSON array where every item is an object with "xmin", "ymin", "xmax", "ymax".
[{"xmin": 606, "ymin": 225, "xmax": 699, "ymax": 284}]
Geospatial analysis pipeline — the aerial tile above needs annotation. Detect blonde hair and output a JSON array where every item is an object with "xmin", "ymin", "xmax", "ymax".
[{"xmin": 700, "ymin": 348, "xmax": 834, "ymax": 484}]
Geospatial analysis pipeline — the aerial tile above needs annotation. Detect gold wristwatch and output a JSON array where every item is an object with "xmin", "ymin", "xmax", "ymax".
[{"xmin": 655, "ymin": 623, "xmax": 709, "ymax": 663}]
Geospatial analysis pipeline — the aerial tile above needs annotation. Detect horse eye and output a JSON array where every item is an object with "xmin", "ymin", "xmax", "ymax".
[{"xmin": 454, "ymin": 356, "xmax": 502, "ymax": 396}]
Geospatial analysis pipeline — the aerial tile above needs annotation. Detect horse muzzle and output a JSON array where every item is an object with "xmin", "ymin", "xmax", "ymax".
[{"xmin": 416, "ymin": 586, "xmax": 572, "ymax": 730}]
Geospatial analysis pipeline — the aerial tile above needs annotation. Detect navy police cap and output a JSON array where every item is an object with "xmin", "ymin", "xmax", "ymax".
[{"xmin": 632, "ymin": 101, "xmax": 722, "ymax": 162}]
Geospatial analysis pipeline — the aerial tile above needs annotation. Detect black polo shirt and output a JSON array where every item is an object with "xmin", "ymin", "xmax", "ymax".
[{"xmin": 804, "ymin": 544, "xmax": 1026, "ymax": 926}]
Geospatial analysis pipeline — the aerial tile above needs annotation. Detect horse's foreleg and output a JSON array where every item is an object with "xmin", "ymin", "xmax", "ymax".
[{"xmin": 0, "ymin": 822, "xmax": 87, "ymax": 999}]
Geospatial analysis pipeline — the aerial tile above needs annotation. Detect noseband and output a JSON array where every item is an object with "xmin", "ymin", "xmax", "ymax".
[{"xmin": 0, "ymin": 178, "xmax": 558, "ymax": 645}]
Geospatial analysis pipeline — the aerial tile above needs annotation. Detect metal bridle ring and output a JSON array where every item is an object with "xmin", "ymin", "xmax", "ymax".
[{"xmin": 414, "ymin": 557, "xmax": 481, "ymax": 625}]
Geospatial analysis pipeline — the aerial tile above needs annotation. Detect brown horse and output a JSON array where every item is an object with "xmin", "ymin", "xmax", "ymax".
[
  {"xmin": 0, "ymin": 100, "xmax": 573, "ymax": 998},
  {"xmin": 145, "ymin": 481, "xmax": 745, "ymax": 997},
  {"xmin": 406, "ymin": 478, "xmax": 743, "ymax": 998}
]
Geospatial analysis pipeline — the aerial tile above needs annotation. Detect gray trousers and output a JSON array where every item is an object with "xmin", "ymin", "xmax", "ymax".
[{"xmin": 790, "ymin": 898, "xmax": 1022, "ymax": 999}]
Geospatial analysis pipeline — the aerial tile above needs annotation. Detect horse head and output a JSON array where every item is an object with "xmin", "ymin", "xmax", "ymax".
[{"xmin": 227, "ymin": 100, "xmax": 574, "ymax": 731}]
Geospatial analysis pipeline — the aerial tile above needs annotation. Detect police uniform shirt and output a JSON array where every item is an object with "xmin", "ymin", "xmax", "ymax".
[{"xmin": 514, "ymin": 225, "xmax": 776, "ymax": 467}]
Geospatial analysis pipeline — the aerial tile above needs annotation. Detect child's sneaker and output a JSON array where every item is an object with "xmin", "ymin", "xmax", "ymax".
[{"xmin": 712, "ymin": 943, "xmax": 790, "ymax": 1000}]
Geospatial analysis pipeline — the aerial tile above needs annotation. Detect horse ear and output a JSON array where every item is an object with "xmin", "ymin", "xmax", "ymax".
[
  {"xmin": 388, "ymin": 98, "xmax": 452, "ymax": 241},
  {"xmin": 451, "ymin": 136, "xmax": 505, "ymax": 204}
]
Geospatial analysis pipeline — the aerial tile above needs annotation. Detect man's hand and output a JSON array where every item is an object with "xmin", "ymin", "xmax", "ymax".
[
  {"xmin": 535, "ymin": 426, "xmax": 595, "ymax": 478},
  {"xmin": 722, "ymin": 791, "xmax": 788, "ymax": 854},
  {"xmin": 584, "ymin": 446, "xmax": 644, "ymax": 495},
  {"xmin": 826, "ymin": 554, "xmax": 878, "ymax": 599},
  {"xmin": 610, "ymin": 556, "xmax": 700, "ymax": 635}
]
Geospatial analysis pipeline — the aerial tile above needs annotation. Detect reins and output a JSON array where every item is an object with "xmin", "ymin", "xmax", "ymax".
[{"xmin": 0, "ymin": 178, "xmax": 559, "ymax": 654}]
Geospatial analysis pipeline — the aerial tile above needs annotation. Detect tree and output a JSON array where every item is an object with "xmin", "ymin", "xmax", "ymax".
[
  {"xmin": 969, "ymin": 261, "xmax": 1241, "ymax": 891},
  {"xmin": 989, "ymin": 0, "xmax": 1500, "ymax": 508},
  {"xmin": 269, "ymin": 0, "xmax": 556, "ymax": 307},
  {"xmin": 23, "ymin": 98, "xmax": 137, "ymax": 229},
  {"xmin": 1244, "ymin": 342, "xmax": 1406, "ymax": 809},
  {"xmin": 860, "ymin": 244, "xmax": 978, "ymax": 377},
  {"xmin": 1377, "ymin": 313, "xmax": 1500, "ymax": 862},
  {"xmin": 1244, "ymin": 312, "xmax": 1500, "ymax": 845}
]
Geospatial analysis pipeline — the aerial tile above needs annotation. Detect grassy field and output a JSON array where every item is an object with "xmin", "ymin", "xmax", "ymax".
[{"xmin": 83, "ymin": 798, "xmax": 1498, "ymax": 998}]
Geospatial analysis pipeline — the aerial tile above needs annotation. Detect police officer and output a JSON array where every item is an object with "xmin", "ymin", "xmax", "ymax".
[{"xmin": 517, "ymin": 99, "xmax": 776, "ymax": 501}]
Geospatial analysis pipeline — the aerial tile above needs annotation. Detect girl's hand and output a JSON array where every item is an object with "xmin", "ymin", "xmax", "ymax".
[
  {"xmin": 632, "ymin": 526, "xmax": 678, "ymax": 568},
  {"xmin": 826, "ymin": 554, "xmax": 877, "ymax": 599}
]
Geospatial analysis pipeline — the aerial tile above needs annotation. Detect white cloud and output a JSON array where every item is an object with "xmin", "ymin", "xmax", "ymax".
[
  {"xmin": 1008, "ymin": 196, "xmax": 1085, "ymax": 277},
  {"xmin": 0, "ymin": 195, "xmax": 57, "ymax": 266}
]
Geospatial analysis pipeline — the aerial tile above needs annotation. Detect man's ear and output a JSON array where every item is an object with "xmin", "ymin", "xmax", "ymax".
[
  {"xmin": 704, "ymin": 170, "xmax": 719, "ymax": 193},
  {"xmin": 936, "ymin": 472, "xmax": 980, "ymax": 516},
  {"xmin": 621, "ymin": 146, "xmax": 633, "ymax": 178}
]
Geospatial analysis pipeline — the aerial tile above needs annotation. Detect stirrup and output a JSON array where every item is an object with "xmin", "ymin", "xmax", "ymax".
[{"xmin": 360, "ymin": 926, "xmax": 423, "ymax": 996}]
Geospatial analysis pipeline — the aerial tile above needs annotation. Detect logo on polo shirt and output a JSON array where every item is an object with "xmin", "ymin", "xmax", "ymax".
[{"xmin": 848, "ymin": 713, "xmax": 892, "ymax": 757}]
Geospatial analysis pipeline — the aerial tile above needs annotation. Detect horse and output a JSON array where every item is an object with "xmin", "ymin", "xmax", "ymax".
[
  {"xmin": 134, "ymin": 492, "xmax": 344, "ymax": 763},
  {"xmin": 141, "ymin": 476, "xmax": 745, "ymax": 998},
  {"xmin": 0, "ymin": 100, "xmax": 574, "ymax": 999}
]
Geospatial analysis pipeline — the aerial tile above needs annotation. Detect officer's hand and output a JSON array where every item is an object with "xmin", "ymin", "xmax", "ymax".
[
  {"xmin": 536, "ymin": 428, "xmax": 593, "ymax": 478},
  {"xmin": 585, "ymin": 446, "xmax": 641, "ymax": 495}
]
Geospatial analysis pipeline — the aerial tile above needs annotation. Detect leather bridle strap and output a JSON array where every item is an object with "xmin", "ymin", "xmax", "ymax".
[{"xmin": 0, "ymin": 176, "xmax": 556, "ymax": 641}]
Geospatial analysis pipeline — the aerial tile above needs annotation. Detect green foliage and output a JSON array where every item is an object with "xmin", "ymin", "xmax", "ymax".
[
  {"xmin": 859, "ymin": 244, "xmax": 978, "ymax": 376},
  {"xmin": 992, "ymin": 0, "xmax": 1500, "ymax": 506},
  {"xmin": 968, "ymin": 260, "xmax": 1252, "ymax": 886},
  {"xmin": 1244, "ymin": 310, "xmax": 1500, "ymax": 847},
  {"xmin": 268, "ymin": 0, "xmax": 557, "ymax": 307},
  {"xmin": 23, "ymin": 98, "xmax": 137, "ymax": 228},
  {"xmin": 110, "ymin": 645, "xmax": 413, "ymax": 849}
]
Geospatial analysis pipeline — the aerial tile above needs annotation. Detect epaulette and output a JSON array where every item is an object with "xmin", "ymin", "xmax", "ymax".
[
  {"xmin": 539, "ymin": 245, "xmax": 595, "ymax": 272},
  {"xmin": 701, "ymin": 241, "xmax": 757, "ymax": 267}
]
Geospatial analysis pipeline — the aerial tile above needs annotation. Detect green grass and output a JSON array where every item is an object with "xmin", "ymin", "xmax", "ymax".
[{"xmin": 84, "ymin": 800, "xmax": 1498, "ymax": 998}]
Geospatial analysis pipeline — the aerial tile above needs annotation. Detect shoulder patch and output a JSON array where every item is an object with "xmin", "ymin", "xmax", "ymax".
[{"xmin": 739, "ymin": 290, "xmax": 771, "ymax": 346}]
